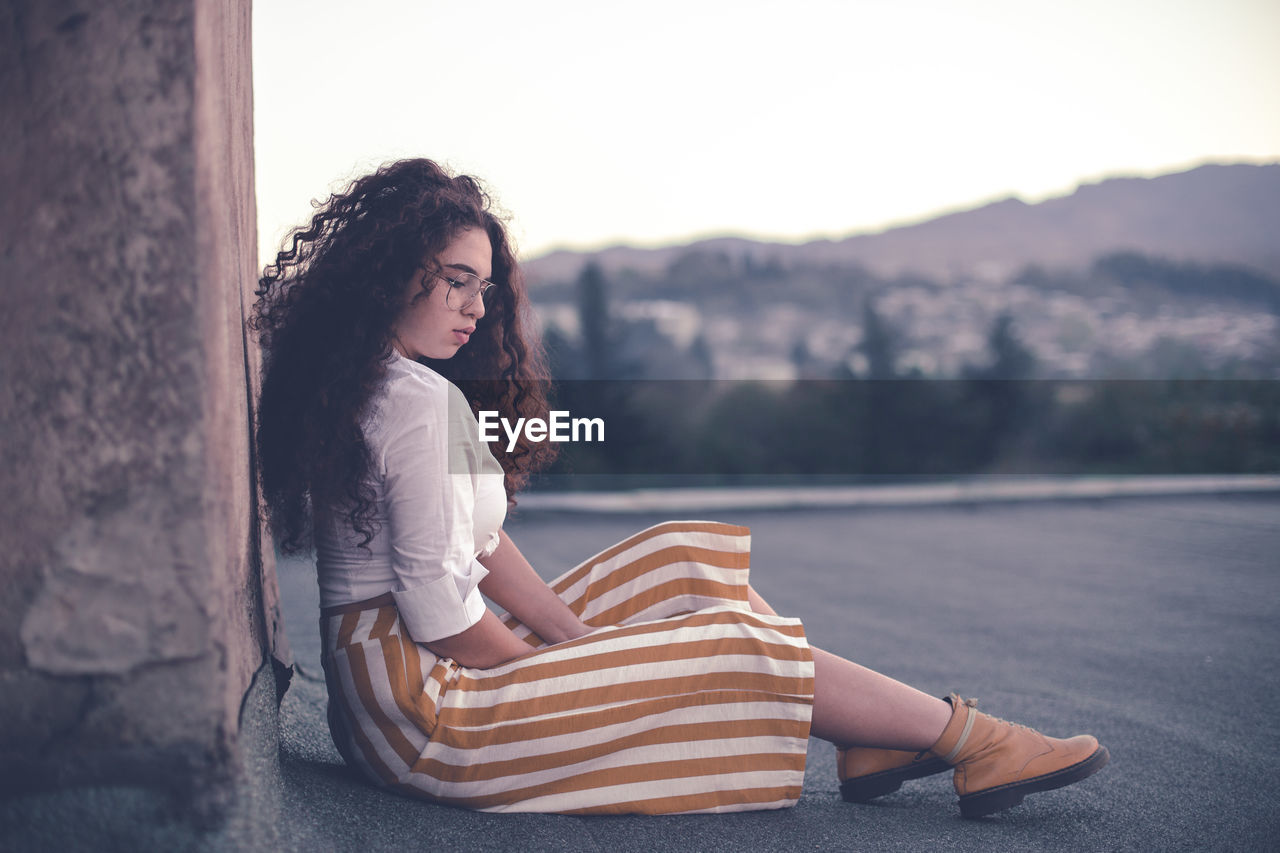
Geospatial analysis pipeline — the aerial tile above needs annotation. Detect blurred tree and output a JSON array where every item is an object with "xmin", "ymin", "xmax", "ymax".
[
  {"xmin": 858, "ymin": 297, "xmax": 899, "ymax": 381},
  {"xmin": 541, "ymin": 262, "xmax": 677, "ymax": 484},
  {"xmin": 577, "ymin": 262, "xmax": 611, "ymax": 381},
  {"xmin": 985, "ymin": 313, "xmax": 1036, "ymax": 381},
  {"xmin": 959, "ymin": 313, "xmax": 1042, "ymax": 469},
  {"xmin": 790, "ymin": 337, "xmax": 821, "ymax": 379},
  {"xmin": 541, "ymin": 323, "xmax": 576, "ymax": 381},
  {"xmin": 854, "ymin": 297, "xmax": 902, "ymax": 473},
  {"xmin": 1038, "ymin": 380, "xmax": 1280, "ymax": 474},
  {"xmin": 1093, "ymin": 252, "xmax": 1280, "ymax": 312},
  {"xmin": 688, "ymin": 333, "xmax": 715, "ymax": 380}
]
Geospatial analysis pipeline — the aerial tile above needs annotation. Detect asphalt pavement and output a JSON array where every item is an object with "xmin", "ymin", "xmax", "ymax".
[{"xmin": 273, "ymin": 492, "xmax": 1280, "ymax": 852}]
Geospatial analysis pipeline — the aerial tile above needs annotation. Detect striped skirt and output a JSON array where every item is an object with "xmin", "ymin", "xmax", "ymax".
[{"xmin": 319, "ymin": 520, "xmax": 815, "ymax": 814}]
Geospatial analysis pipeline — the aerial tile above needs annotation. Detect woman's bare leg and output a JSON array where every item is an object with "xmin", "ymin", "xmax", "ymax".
[
  {"xmin": 747, "ymin": 587, "xmax": 780, "ymax": 615},
  {"xmin": 748, "ymin": 585, "xmax": 950, "ymax": 751},
  {"xmin": 808, "ymin": 647, "xmax": 951, "ymax": 750}
]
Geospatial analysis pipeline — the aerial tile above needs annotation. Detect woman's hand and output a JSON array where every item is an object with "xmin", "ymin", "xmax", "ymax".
[
  {"xmin": 477, "ymin": 531, "xmax": 592, "ymax": 646},
  {"xmin": 423, "ymin": 531, "xmax": 593, "ymax": 669},
  {"xmin": 557, "ymin": 617, "xmax": 595, "ymax": 644}
]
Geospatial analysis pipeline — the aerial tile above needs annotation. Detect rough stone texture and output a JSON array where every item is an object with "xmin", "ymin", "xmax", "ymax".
[
  {"xmin": 0, "ymin": 660, "xmax": 286, "ymax": 852},
  {"xmin": 0, "ymin": 0, "xmax": 287, "ymax": 833}
]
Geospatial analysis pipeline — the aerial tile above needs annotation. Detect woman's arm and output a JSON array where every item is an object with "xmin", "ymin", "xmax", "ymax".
[
  {"xmin": 423, "ymin": 609, "xmax": 542, "ymax": 669},
  {"xmin": 476, "ymin": 530, "xmax": 592, "ymax": 645},
  {"xmin": 424, "ymin": 532, "xmax": 591, "ymax": 668}
]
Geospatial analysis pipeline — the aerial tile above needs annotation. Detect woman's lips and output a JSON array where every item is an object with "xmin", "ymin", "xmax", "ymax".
[{"xmin": 453, "ymin": 328, "xmax": 474, "ymax": 345}]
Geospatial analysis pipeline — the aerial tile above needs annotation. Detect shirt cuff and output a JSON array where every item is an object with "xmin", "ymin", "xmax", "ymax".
[{"xmin": 393, "ymin": 572, "xmax": 488, "ymax": 643}]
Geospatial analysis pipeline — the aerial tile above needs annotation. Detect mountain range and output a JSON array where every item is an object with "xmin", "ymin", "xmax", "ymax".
[{"xmin": 524, "ymin": 162, "xmax": 1280, "ymax": 286}]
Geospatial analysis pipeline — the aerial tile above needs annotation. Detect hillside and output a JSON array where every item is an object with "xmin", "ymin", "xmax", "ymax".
[{"xmin": 524, "ymin": 163, "xmax": 1280, "ymax": 285}]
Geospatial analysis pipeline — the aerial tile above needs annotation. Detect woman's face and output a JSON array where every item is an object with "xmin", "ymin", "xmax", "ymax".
[{"xmin": 390, "ymin": 226, "xmax": 493, "ymax": 361}]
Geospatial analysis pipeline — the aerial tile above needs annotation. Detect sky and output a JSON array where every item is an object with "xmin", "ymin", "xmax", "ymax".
[{"xmin": 252, "ymin": 0, "xmax": 1280, "ymax": 265}]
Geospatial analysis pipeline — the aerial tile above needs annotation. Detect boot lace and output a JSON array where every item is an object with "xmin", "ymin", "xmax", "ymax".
[{"xmin": 965, "ymin": 698, "xmax": 1038, "ymax": 734}]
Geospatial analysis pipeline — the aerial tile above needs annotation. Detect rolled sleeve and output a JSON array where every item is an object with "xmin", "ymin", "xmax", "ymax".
[
  {"xmin": 379, "ymin": 391, "xmax": 490, "ymax": 644},
  {"xmin": 478, "ymin": 530, "xmax": 502, "ymax": 559},
  {"xmin": 392, "ymin": 564, "xmax": 490, "ymax": 643}
]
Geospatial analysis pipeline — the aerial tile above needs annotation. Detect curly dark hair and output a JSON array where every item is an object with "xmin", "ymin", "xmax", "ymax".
[{"xmin": 251, "ymin": 158, "xmax": 555, "ymax": 554}]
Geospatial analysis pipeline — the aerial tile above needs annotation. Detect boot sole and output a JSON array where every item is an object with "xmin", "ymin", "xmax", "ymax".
[
  {"xmin": 840, "ymin": 756, "xmax": 951, "ymax": 803},
  {"xmin": 958, "ymin": 745, "xmax": 1110, "ymax": 818}
]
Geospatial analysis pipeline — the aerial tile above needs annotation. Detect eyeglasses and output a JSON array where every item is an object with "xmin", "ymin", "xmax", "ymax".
[{"xmin": 427, "ymin": 268, "xmax": 498, "ymax": 311}]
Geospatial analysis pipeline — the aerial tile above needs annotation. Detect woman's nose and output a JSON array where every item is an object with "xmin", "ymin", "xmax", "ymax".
[{"xmin": 466, "ymin": 292, "xmax": 486, "ymax": 320}]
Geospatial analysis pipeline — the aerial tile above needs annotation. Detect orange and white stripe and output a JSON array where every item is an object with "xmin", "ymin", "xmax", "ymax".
[{"xmin": 320, "ymin": 520, "xmax": 815, "ymax": 814}]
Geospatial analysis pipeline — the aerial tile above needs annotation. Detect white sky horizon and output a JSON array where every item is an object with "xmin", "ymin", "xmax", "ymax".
[{"xmin": 252, "ymin": 1, "xmax": 1280, "ymax": 265}]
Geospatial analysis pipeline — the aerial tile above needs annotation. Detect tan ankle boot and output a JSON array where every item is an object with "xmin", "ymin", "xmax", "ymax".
[
  {"xmin": 929, "ymin": 694, "xmax": 1109, "ymax": 818},
  {"xmin": 838, "ymin": 746, "xmax": 950, "ymax": 802}
]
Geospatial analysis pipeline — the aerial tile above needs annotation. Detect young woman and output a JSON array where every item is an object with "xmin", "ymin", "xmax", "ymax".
[{"xmin": 251, "ymin": 158, "xmax": 1108, "ymax": 817}]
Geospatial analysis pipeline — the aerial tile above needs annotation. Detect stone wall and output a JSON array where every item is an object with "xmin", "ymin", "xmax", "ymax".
[{"xmin": 0, "ymin": 0, "xmax": 287, "ymax": 837}]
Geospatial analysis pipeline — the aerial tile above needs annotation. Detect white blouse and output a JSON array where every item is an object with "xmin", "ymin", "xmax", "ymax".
[{"xmin": 314, "ymin": 353, "xmax": 507, "ymax": 643}]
